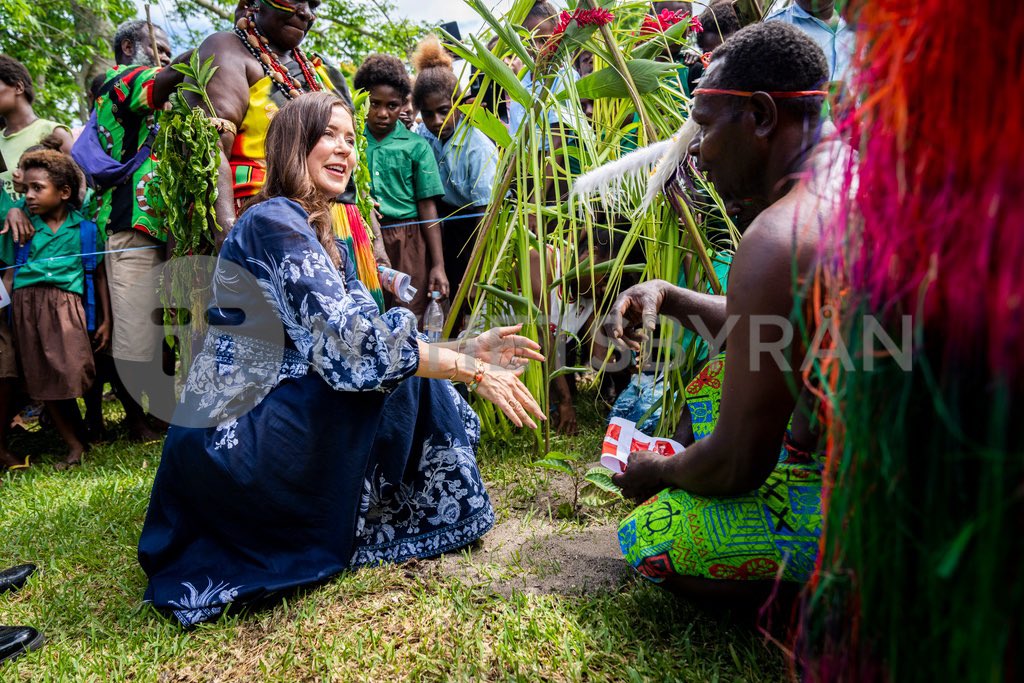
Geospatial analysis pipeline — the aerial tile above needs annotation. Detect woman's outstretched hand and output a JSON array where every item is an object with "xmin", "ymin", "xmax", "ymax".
[
  {"xmin": 474, "ymin": 364, "xmax": 546, "ymax": 429},
  {"xmin": 469, "ymin": 324, "xmax": 545, "ymax": 369}
]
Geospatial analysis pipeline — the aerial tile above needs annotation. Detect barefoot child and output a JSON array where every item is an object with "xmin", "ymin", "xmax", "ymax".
[
  {"xmin": 354, "ymin": 55, "xmax": 447, "ymax": 323},
  {"xmin": 3, "ymin": 149, "xmax": 110, "ymax": 467}
]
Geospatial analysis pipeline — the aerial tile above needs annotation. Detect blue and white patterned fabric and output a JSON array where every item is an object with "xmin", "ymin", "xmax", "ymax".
[{"xmin": 137, "ymin": 198, "xmax": 494, "ymax": 627}]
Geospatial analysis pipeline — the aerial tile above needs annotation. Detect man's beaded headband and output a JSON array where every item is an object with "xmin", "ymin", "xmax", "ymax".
[{"xmin": 693, "ymin": 88, "xmax": 828, "ymax": 98}]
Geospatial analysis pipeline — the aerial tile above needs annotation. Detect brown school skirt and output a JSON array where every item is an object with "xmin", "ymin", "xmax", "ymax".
[
  {"xmin": 381, "ymin": 220, "xmax": 431, "ymax": 322},
  {"xmin": 13, "ymin": 286, "xmax": 96, "ymax": 401}
]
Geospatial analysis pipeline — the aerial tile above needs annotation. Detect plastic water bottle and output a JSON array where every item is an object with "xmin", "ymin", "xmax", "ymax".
[{"xmin": 425, "ymin": 291, "xmax": 444, "ymax": 343}]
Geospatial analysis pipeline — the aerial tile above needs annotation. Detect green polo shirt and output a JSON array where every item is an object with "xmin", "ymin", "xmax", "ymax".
[
  {"xmin": 0, "ymin": 186, "xmax": 12, "ymax": 227},
  {"xmin": 364, "ymin": 123, "xmax": 444, "ymax": 221},
  {"xmin": 0, "ymin": 208, "xmax": 104, "ymax": 295}
]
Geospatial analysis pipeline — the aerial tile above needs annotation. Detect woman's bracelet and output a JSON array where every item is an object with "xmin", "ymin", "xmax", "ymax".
[{"xmin": 466, "ymin": 358, "xmax": 486, "ymax": 393}]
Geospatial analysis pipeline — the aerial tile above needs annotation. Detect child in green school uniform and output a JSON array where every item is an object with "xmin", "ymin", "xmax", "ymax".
[
  {"xmin": 0, "ymin": 181, "xmax": 20, "ymax": 470},
  {"xmin": 354, "ymin": 54, "xmax": 447, "ymax": 323},
  {"xmin": 3, "ymin": 149, "xmax": 111, "ymax": 468}
]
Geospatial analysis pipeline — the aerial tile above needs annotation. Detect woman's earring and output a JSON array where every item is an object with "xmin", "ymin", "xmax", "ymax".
[{"xmin": 236, "ymin": 2, "xmax": 256, "ymax": 30}]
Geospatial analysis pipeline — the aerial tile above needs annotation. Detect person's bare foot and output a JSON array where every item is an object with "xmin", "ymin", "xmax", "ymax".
[
  {"xmin": 54, "ymin": 445, "xmax": 84, "ymax": 471},
  {"xmin": 128, "ymin": 423, "xmax": 161, "ymax": 443},
  {"xmin": 0, "ymin": 448, "xmax": 28, "ymax": 471}
]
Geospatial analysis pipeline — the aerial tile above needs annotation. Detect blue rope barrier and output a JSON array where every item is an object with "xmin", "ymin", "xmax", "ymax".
[
  {"xmin": 0, "ymin": 245, "xmax": 162, "ymax": 272},
  {"xmin": 378, "ymin": 211, "xmax": 489, "ymax": 229}
]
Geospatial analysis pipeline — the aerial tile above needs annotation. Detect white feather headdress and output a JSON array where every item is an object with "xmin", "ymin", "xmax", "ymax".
[{"xmin": 571, "ymin": 118, "xmax": 698, "ymax": 214}]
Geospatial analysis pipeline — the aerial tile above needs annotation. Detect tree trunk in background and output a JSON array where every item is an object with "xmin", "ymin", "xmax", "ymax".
[{"xmin": 71, "ymin": 2, "xmax": 115, "ymax": 121}]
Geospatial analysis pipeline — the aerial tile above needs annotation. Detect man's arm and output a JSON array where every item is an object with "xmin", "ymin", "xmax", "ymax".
[
  {"xmin": 369, "ymin": 211, "xmax": 390, "ymax": 268},
  {"xmin": 605, "ymin": 280, "xmax": 728, "ymax": 352},
  {"xmin": 661, "ymin": 287, "xmax": 729, "ymax": 343},
  {"xmin": 614, "ymin": 229, "xmax": 800, "ymax": 498},
  {"xmin": 151, "ymin": 49, "xmax": 195, "ymax": 108}
]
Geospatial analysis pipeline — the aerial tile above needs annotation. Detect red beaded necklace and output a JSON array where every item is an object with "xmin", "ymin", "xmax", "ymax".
[{"xmin": 234, "ymin": 15, "xmax": 323, "ymax": 100}]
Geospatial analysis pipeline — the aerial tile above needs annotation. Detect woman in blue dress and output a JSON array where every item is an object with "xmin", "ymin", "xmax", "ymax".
[{"xmin": 138, "ymin": 92, "xmax": 545, "ymax": 627}]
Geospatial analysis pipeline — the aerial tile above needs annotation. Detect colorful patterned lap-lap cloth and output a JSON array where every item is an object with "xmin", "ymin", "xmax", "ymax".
[{"xmin": 618, "ymin": 354, "xmax": 824, "ymax": 583}]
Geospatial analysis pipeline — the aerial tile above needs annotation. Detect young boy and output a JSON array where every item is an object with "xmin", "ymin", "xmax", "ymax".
[
  {"xmin": 354, "ymin": 55, "xmax": 447, "ymax": 323},
  {"xmin": 687, "ymin": 2, "xmax": 742, "ymax": 93},
  {"xmin": 399, "ymin": 92, "xmax": 418, "ymax": 131}
]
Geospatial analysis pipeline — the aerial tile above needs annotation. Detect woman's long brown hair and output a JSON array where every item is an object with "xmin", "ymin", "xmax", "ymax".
[{"xmin": 250, "ymin": 91, "xmax": 353, "ymax": 268}]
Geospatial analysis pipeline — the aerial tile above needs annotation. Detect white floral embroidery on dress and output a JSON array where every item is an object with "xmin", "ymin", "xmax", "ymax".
[
  {"xmin": 169, "ymin": 578, "xmax": 242, "ymax": 627},
  {"xmin": 213, "ymin": 419, "xmax": 239, "ymax": 451},
  {"xmin": 247, "ymin": 248, "xmax": 419, "ymax": 393},
  {"xmin": 350, "ymin": 428, "xmax": 494, "ymax": 567}
]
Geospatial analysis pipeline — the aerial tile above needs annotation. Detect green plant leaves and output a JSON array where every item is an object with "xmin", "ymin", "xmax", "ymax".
[
  {"xmin": 458, "ymin": 104, "xmax": 512, "ymax": 148},
  {"xmin": 579, "ymin": 467, "xmax": 623, "ymax": 507},
  {"xmin": 476, "ymin": 284, "xmax": 541, "ymax": 315},
  {"xmin": 631, "ymin": 19, "xmax": 699, "ymax": 61},
  {"xmin": 937, "ymin": 523, "xmax": 975, "ymax": 579},
  {"xmin": 351, "ymin": 90, "xmax": 375, "ymax": 230},
  {"xmin": 533, "ymin": 451, "xmax": 577, "ymax": 476},
  {"xmin": 444, "ymin": 32, "xmax": 531, "ymax": 108},
  {"xmin": 549, "ymin": 366, "xmax": 592, "ymax": 379},
  {"xmin": 458, "ymin": 0, "xmax": 535, "ymax": 73},
  {"xmin": 584, "ymin": 467, "xmax": 622, "ymax": 496},
  {"xmin": 574, "ymin": 60, "xmax": 677, "ymax": 100}
]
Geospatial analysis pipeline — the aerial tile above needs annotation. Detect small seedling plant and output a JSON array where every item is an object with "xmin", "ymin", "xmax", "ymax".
[{"xmin": 532, "ymin": 451, "xmax": 622, "ymax": 518}]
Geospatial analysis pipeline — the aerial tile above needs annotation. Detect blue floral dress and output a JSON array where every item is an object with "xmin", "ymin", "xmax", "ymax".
[{"xmin": 137, "ymin": 198, "xmax": 494, "ymax": 627}]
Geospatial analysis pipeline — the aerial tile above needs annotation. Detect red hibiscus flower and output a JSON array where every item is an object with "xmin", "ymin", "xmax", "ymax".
[{"xmin": 640, "ymin": 9, "xmax": 703, "ymax": 35}]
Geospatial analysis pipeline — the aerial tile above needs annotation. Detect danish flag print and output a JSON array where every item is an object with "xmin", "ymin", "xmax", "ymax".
[{"xmin": 600, "ymin": 418, "xmax": 685, "ymax": 473}]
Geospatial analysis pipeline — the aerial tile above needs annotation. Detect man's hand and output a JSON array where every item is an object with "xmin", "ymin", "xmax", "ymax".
[
  {"xmin": 604, "ymin": 280, "xmax": 670, "ymax": 352},
  {"xmin": 611, "ymin": 450, "xmax": 670, "ymax": 503},
  {"xmin": 2, "ymin": 207, "xmax": 35, "ymax": 245},
  {"xmin": 370, "ymin": 211, "xmax": 391, "ymax": 268},
  {"xmin": 428, "ymin": 265, "xmax": 449, "ymax": 298},
  {"xmin": 92, "ymin": 320, "xmax": 111, "ymax": 353}
]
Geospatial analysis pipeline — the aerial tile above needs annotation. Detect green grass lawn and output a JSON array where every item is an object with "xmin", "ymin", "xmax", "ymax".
[{"xmin": 0, "ymin": 393, "xmax": 785, "ymax": 681}]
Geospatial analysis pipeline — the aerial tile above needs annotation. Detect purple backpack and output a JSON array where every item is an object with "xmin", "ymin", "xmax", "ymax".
[{"xmin": 71, "ymin": 70, "xmax": 158, "ymax": 191}]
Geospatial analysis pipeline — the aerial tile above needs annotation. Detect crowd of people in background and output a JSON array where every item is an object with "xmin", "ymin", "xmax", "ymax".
[{"xmin": 0, "ymin": 0, "xmax": 858, "ymax": 660}]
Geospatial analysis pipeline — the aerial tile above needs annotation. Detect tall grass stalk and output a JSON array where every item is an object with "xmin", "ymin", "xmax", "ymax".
[{"xmin": 444, "ymin": 0, "xmax": 736, "ymax": 447}]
